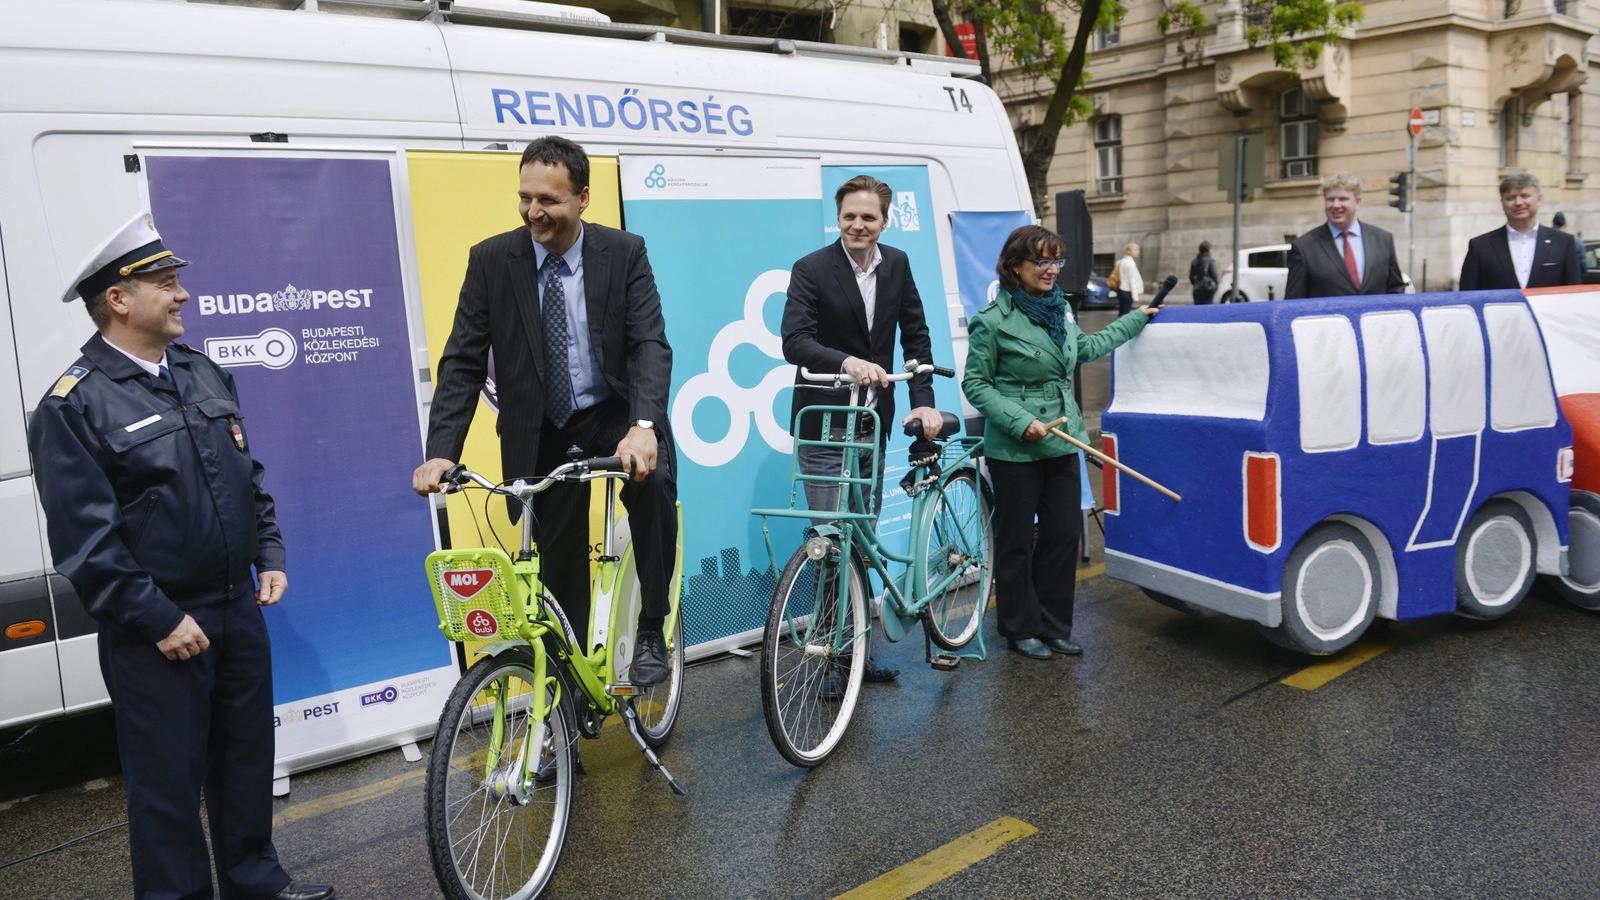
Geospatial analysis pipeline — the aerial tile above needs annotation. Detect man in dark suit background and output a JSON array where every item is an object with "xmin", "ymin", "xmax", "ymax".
[
  {"xmin": 1458, "ymin": 172, "xmax": 1583, "ymax": 290},
  {"xmin": 1284, "ymin": 171, "xmax": 1407, "ymax": 299},
  {"xmin": 781, "ymin": 174, "xmax": 945, "ymax": 683},
  {"xmin": 412, "ymin": 136, "xmax": 676, "ymax": 684}
]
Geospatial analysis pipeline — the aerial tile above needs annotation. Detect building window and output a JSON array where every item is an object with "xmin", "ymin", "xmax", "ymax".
[
  {"xmin": 1279, "ymin": 87, "xmax": 1319, "ymax": 179},
  {"xmin": 1499, "ymin": 98, "xmax": 1519, "ymax": 167},
  {"xmin": 1018, "ymin": 124, "xmax": 1041, "ymax": 156},
  {"xmin": 727, "ymin": 6, "xmax": 826, "ymax": 41},
  {"xmin": 1094, "ymin": 115, "xmax": 1123, "ymax": 195},
  {"xmin": 1093, "ymin": 24, "xmax": 1121, "ymax": 50},
  {"xmin": 899, "ymin": 23, "xmax": 934, "ymax": 54}
]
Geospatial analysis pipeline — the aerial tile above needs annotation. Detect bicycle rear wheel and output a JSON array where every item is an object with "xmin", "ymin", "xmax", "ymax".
[
  {"xmin": 760, "ymin": 538, "xmax": 867, "ymax": 767},
  {"xmin": 920, "ymin": 467, "xmax": 993, "ymax": 650},
  {"xmin": 426, "ymin": 648, "xmax": 574, "ymax": 900}
]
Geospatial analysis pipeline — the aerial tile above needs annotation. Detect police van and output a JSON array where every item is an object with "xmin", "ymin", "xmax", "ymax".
[
  {"xmin": 1100, "ymin": 290, "xmax": 1584, "ymax": 655},
  {"xmin": 0, "ymin": 0, "xmax": 1029, "ymax": 729}
]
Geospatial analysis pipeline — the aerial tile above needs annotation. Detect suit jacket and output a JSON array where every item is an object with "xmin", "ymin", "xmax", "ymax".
[
  {"xmin": 962, "ymin": 290, "xmax": 1147, "ymax": 463},
  {"xmin": 1458, "ymin": 224, "xmax": 1583, "ymax": 290},
  {"xmin": 425, "ymin": 222, "xmax": 673, "ymax": 478},
  {"xmin": 781, "ymin": 240, "xmax": 936, "ymax": 442},
  {"xmin": 1284, "ymin": 221, "xmax": 1407, "ymax": 299}
]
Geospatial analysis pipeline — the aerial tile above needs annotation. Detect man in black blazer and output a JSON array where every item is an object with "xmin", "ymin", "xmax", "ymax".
[
  {"xmin": 1285, "ymin": 171, "xmax": 1408, "ymax": 299},
  {"xmin": 412, "ymin": 137, "xmax": 676, "ymax": 684},
  {"xmin": 1459, "ymin": 172, "xmax": 1584, "ymax": 290},
  {"xmin": 781, "ymin": 174, "xmax": 945, "ymax": 682}
]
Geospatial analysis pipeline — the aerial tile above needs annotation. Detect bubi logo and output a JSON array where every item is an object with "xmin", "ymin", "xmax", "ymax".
[
  {"xmin": 644, "ymin": 163, "xmax": 668, "ymax": 189},
  {"xmin": 361, "ymin": 685, "xmax": 399, "ymax": 707},
  {"xmin": 889, "ymin": 191, "xmax": 921, "ymax": 232},
  {"xmin": 465, "ymin": 609, "xmax": 499, "ymax": 638},
  {"xmin": 443, "ymin": 568, "xmax": 495, "ymax": 599}
]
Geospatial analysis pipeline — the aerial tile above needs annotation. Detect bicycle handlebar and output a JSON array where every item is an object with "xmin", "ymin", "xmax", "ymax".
[
  {"xmin": 441, "ymin": 456, "xmax": 629, "ymax": 498},
  {"xmin": 797, "ymin": 359, "xmax": 955, "ymax": 388}
]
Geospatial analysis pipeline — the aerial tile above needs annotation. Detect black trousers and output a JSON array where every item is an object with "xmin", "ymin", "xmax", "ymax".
[
  {"xmin": 532, "ymin": 396, "xmax": 678, "ymax": 644},
  {"xmin": 1116, "ymin": 290, "xmax": 1134, "ymax": 315},
  {"xmin": 988, "ymin": 454, "xmax": 1082, "ymax": 641},
  {"xmin": 99, "ymin": 587, "xmax": 289, "ymax": 900},
  {"xmin": 1193, "ymin": 289, "xmax": 1215, "ymax": 305}
]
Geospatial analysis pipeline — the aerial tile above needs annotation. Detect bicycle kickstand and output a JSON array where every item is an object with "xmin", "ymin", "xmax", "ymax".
[
  {"xmin": 924, "ymin": 628, "xmax": 960, "ymax": 671},
  {"xmin": 619, "ymin": 700, "xmax": 687, "ymax": 796}
]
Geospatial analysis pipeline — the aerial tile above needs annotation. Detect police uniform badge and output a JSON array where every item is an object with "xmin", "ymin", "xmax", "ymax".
[
  {"xmin": 230, "ymin": 418, "xmax": 247, "ymax": 452},
  {"xmin": 49, "ymin": 365, "xmax": 90, "ymax": 399}
]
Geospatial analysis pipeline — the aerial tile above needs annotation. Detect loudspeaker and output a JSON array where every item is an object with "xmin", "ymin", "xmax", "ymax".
[{"xmin": 1054, "ymin": 189, "xmax": 1093, "ymax": 292}]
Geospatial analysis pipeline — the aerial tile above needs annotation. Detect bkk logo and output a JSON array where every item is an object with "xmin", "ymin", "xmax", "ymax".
[
  {"xmin": 670, "ymin": 269, "xmax": 795, "ymax": 466},
  {"xmin": 205, "ymin": 328, "xmax": 297, "ymax": 370},
  {"xmin": 360, "ymin": 685, "xmax": 400, "ymax": 707},
  {"xmin": 197, "ymin": 283, "xmax": 376, "ymax": 316}
]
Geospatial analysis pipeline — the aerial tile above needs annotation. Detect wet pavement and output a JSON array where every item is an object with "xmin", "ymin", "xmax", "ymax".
[{"xmin": 4, "ymin": 307, "xmax": 1599, "ymax": 899}]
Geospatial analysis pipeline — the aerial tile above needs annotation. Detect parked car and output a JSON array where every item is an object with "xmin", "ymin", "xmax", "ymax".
[
  {"xmin": 1079, "ymin": 274, "xmax": 1117, "ymax": 309},
  {"xmin": 1216, "ymin": 243, "xmax": 1414, "ymax": 300},
  {"xmin": 1583, "ymin": 239, "xmax": 1598, "ymax": 285}
]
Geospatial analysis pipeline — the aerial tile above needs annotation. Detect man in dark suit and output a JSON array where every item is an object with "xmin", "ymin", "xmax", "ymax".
[
  {"xmin": 412, "ymin": 137, "xmax": 676, "ymax": 684},
  {"xmin": 781, "ymin": 174, "xmax": 945, "ymax": 683},
  {"xmin": 1458, "ymin": 172, "xmax": 1584, "ymax": 290},
  {"xmin": 1285, "ymin": 171, "xmax": 1407, "ymax": 299}
]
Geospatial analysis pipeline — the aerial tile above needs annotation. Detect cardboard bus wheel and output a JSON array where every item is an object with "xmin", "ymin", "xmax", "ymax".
[
  {"xmin": 1142, "ymin": 588, "xmax": 1214, "ymax": 617},
  {"xmin": 1261, "ymin": 521, "xmax": 1381, "ymax": 655},
  {"xmin": 1454, "ymin": 499, "xmax": 1538, "ymax": 620},
  {"xmin": 1544, "ymin": 491, "xmax": 1600, "ymax": 611}
]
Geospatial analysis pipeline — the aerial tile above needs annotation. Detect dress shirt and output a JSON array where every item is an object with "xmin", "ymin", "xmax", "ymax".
[
  {"xmin": 842, "ymin": 242, "xmax": 883, "ymax": 406},
  {"xmin": 1505, "ymin": 223, "xmax": 1538, "ymax": 288},
  {"xmin": 1327, "ymin": 220, "xmax": 1366, "ymax": 283},
  {"xmin": 533, "ymin": 225, "xmax": 610, "ymax": 411},
  {"xmin": 103, "ymin": 338, "xmax": 168, "ymax": 380}
]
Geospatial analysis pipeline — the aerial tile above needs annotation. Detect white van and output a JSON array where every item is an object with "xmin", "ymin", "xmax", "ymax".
[{"xmin": 0, "ymin": 0, "xmax": 1029, "ymax": 729}]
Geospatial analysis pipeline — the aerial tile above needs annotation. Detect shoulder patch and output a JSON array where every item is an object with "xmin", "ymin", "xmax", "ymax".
[{"xmin": 49, "ymin": 365, "xmax": 91, "ymax": 399}]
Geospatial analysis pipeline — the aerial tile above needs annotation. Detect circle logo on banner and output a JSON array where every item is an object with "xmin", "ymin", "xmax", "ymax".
[
  {"xmin": 466, "ymin": 609, "xmax": 499, "ymax": 638},
  {"xmin": 443, "ymin": 568, "xmax": 495, "ymax": 599}
]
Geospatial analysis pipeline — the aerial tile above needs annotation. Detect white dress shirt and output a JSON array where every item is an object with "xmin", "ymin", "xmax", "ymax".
[
  {"xmin": 104, "ymin": 338, "xmax": 168, "ymax": 379},
  {"xmin": 842, "ymin": 242, "xmax": 883, "ymax": 405},
  {"xmin": 1505, "ymin": 223, "xmax": 1538, "ymax": 288}
]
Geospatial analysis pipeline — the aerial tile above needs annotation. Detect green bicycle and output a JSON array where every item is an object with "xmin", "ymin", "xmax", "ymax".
[
  {"xmin": 422, "ymin": 457, "xmax": 685, "ymax": 900},
  {"xmin": 753, "ymin": 360, "xmax": 993, "ymax": 767}
]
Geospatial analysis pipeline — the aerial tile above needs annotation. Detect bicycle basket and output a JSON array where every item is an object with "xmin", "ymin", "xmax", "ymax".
[{"xmin": 426, "ymin": 548, "xmax": 534, "ymax": 642}]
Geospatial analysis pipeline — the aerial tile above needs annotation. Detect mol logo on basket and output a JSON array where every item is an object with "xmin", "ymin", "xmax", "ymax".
[
  {"xmin": 464, "ymin": 609, "xmax": 499, "ymax": 638},
  {"xmin": 442, "ymin": 568, "xmax": 495, "ymax": 599}
]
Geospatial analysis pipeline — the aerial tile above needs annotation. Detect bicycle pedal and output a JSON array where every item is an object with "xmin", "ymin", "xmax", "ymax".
[
  {"xmin": 607, "ymin": 683, "xmax": 638, "ymax": 698},
  {"xmin": 928, "ymin": 654, "xmax": 961, "ymax": 671}
]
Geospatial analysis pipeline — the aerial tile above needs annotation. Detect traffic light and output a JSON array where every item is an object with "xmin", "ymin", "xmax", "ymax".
[{"xmin": 1388, "ymin": 172, "xmax": 1410, "ymax": 212}]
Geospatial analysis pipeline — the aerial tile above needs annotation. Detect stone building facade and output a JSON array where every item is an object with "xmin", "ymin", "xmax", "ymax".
[{"xmin": 998, "ymin": 0, "xmax": 1598, "ymax": 291}]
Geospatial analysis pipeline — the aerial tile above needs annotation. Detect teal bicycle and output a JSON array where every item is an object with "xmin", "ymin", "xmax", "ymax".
[{"xmin": 753, "ymin": 360, "xmax": 993, "ymax": 767}]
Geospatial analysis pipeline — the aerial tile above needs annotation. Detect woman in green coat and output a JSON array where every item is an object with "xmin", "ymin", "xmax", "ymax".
[{"xmin": 963, "ymin": 225, "xmax": 1159, "ymax": 659}]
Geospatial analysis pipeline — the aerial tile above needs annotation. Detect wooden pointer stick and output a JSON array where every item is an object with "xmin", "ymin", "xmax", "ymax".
[{"xmin": 1040, "ymin": 416, "xmax": 1182, "ymax": 502}]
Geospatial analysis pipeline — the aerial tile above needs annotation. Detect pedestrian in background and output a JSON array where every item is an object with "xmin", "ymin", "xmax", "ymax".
[
  {"xmin": 1114, "ymin": 241, "xmax": 1143, "ymax": 314},
  {"xmin": 1189, "ymin": 241, "xmax": 1218, "ymax": 305},
  {"xmin": 962, "ymin": 225, "xmax": 1158, "ymax": 660}
]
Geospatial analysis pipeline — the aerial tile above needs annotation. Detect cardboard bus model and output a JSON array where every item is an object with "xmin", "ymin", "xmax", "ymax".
[{"xmin": 1100, "ymin": 289, "xmax": 1586, "ymax": 655}]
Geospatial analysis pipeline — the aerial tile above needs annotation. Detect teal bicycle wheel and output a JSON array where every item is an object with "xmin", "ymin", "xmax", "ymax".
[
  {"xmin": 919, "ymin": 467, "xmax": 993, "ymax": 651},
  {"xmin": 760, "ymin": 538, "xmax": 867, "ymax": 767}
]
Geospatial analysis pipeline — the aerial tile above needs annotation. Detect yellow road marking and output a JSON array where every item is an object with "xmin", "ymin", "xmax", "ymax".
[
  {"xmin": 1281, "ymin": 636, "xmax": 1395, "ymax": 691},
  {"xmin": 1077, "ymin": 562, "xmax": 1105, "ymax": 582},
  {"xmin": 272, "ymin": 769, "xmax": 425, "ymax": 828},
  {"xmin": 835, "ymin": 816, "xmax": 1038, "ymax": 900}
]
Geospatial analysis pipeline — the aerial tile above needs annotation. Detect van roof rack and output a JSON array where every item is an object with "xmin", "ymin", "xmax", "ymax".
[{"xmin": 181, "ymin": 0, "xmax": 981, "ymax": 78}]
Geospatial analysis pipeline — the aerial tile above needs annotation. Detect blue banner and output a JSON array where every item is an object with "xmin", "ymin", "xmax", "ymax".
[
  {"xmin": 146, "ymin": 155, "xmax": 451, "ymax": 767},
  {"xmin": 950, "ymin": 209, "xmax": 1031, "ymax": 319},
  {"xmin": 621, "ymin": 156, "xmax": 823, "ymax": 649}
]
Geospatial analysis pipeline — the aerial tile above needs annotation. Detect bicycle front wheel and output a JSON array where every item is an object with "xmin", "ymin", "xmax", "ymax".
[
  {"xmin": 426, "ymin": 648, "xmax": 574, "ymax": 900},
  {"xmin": 634, "ymin": 613, "xmax": 684, "ymax": 748},
  {"xmin": 760, "ymin": 538, "xmax": 867, "ymax": 767},
  {"xmin": 920, "ymin": 467, "xmax": 993, "ymax": 650}
]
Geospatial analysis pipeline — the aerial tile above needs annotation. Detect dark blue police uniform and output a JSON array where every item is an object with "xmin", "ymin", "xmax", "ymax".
[{"xmin": 29, "ymin": 334, "xmax": 291, "ymax": 899}]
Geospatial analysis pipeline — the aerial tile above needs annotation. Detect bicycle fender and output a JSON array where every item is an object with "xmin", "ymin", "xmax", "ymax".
[{"xmin": 473, "ymin": 639, "xmax": 530, "ymax": 659}]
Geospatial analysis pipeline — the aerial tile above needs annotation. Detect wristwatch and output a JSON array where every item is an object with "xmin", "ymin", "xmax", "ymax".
[{"xmin": 632, "ymin": 419, "xmax": 655, "ymax": 431}]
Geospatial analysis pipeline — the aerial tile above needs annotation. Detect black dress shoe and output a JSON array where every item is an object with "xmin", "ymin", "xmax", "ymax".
[
  {"xmin": 273, "ymin": 884, "xmax": 334, "ymax": 900},
  {"xmin": 631, "ymin": 627, "xmax": 669, "ymax": 685},
  {"xmin": 863, "ymin": 659, "xmax": 900, "ymax": 683},
  {"xmin": 1009, "ymin": 637, "xmax": 1051, "ymax": 660},
  {"xmin": 1043, "ymin": 637, "xmax": 1082, "ymax": 656}
]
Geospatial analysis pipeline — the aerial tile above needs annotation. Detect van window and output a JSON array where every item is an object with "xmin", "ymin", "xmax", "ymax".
[
  {"xmin": 1359, "ymin": 311, "xmax": 1425, "ymax": 444},
  {"xmin": 1483, "ymin": 303, "xmax": 1557, "ymax": 431},
  {"xmin": 1292, "ymin": 315, "xmax": 1361, "ymax": 452},
  {"xmin": 1108, "ymin": 322, "xmax": 1269, "ymax": 420},
  {"xmin": 1248, "ymin": 249, "xmax": 1288, "ymax": 269},
  {"xmin": 1421, "ymin": 306, "xmax": 1486, "ymax": 438}
]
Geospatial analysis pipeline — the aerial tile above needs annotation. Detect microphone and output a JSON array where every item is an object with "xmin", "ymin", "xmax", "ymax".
[{"xmin": 1149, "ymin": 274, "xmax": 1179, "ymax": 307}]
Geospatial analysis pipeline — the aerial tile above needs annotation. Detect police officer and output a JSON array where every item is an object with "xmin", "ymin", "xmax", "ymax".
[{"xmin": 28, "ymin": 213, "xmax": 333, "ymax": 900}]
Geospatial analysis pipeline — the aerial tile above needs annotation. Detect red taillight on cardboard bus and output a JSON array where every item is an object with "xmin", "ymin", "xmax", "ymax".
[
  {"xmin": 1243, "ymin": 452, "xmax": 1280, "ymax": 552},
  {"xmin": 1102, "ymin": 433, "xmax": 1119, "ymax": 514}
]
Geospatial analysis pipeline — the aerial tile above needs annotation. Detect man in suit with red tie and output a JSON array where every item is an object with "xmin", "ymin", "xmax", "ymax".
[
  {"xmin": 781, "ymin": 174, "xmax": 946, "ymax": 683},
  {"xmin": 1284, "ymin": 171, "xmax": 1408, "ymax": 299},
  {"xmin": 1458, "ymin": 172, "xmax": 1584, "ymax": 290},
  {"xmin": 412, "ymin": 136, "xmax": 677, "ymax": 684}
]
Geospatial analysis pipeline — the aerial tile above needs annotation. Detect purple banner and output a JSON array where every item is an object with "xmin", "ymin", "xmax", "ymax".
[{"xmin": 146, "ymin": 155, "xmax": 449, "ymax": 719}]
